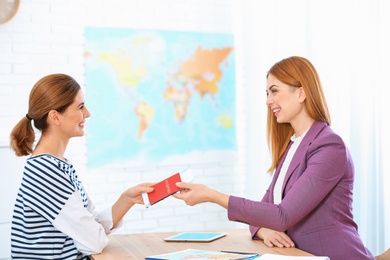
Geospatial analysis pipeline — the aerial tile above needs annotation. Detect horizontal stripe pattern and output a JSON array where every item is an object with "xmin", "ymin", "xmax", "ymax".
[{"xmin": 11, "ymin": 154, "xmax": 87, "ymax": 259}]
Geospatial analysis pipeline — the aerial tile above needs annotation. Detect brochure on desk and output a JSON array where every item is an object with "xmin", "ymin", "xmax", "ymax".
[
  {"xmin": 145, "ymin": 248, "xmax": 259, "ymax": 259},
  {"xmin": 145, "ymin": 249, "xmax": 330, "ymax": 260},
  {"xmin": 260, "ymin": 254, "xmax": 329, "ymax": 259}
]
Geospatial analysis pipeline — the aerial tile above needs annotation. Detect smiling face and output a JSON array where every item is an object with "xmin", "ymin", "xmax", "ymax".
[
  {"xmin": 266, "ymin": 74, "xmax": 305, "ymax": 125},
  {"xmin": 58, "ymin": 90, "xmax": 90, "ymax": 138}
]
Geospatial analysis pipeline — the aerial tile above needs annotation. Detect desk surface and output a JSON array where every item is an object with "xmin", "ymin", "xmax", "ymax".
[{"xmin": 91, "ymin": 229, "xmax": 313, "ymax": 259}]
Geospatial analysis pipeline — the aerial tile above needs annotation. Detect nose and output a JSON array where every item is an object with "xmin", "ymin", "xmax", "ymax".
[
  {"xmin": 266, "ymin": 94, "xmax": 273, "ymax": 106},
  {"xmin": 83, "ymin": 107, "xmax": 91, "ymax": 118}
]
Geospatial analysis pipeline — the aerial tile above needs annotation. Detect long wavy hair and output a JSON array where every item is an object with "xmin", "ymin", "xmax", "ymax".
[{"xmin": 266, "ymin": 56, "xmax": 331, "ymax": 173}]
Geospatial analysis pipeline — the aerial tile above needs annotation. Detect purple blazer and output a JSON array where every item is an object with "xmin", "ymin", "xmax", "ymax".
[{"xmin": 228, "ymin": 121, "xmax": 374, "ymax": 260}]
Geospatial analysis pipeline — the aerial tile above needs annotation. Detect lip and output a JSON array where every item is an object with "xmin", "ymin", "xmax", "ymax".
[{"xmin": 272, "ymin": 107, "xmax": 281, "ymax": 116}]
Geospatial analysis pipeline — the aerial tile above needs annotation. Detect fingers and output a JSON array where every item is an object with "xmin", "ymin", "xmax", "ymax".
[
  {"xmin": 283, "ymin": 237, "xmax": 295, "ymax": 248},
  {"xmin": 139, "ymin": 185, "xmax": 154, "ymax": 193},
  {"xmin": 264, "ymin": 236, "xmax": 294, "ymax": 248},
  {"xmin": 136, "ymin": 183, "xmax": 155, "ymax": 193},
  {"xmin": 125, "ymin": 184, "xmax": 153, "ymax": 199},
  {"xmin": 172, "ymin": 189, "xmax": 196, "ymax": 206},
  {"xmin": 262, "ymin": 230, "xmax": 295, "ymax": 249},
  {"xmin": 265, "ymin": 238, "xmax": 288, "ymax": 248},
  {"xmin": 275, "ymin": 232, "xmax": 294, "ymax": 248},
  {"xmin": 175, "ymin": 181, "xmax": 195, "ymax": 189},
  {"xmin": 272, "ymin": 239, "xmax": 290, "ymax": 248},
  {"xmin": 172, "ymin": 188, "xmax": 189, "ymax": 200},
  {"xmin": 144, "ymin": 187, "xmax": 154, "ymax": 193},
  {"xmin": 264, "ymin": 240, "xmax": 275, "ymax": 248},
  {"xmin": 172, "ymin": 191, "xmax": 182, "ymax": 198}
]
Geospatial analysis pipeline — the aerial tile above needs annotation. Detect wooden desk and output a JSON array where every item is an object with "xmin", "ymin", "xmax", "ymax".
[{"xmin": 91, "ymin": 229, "xmax": 313, "ymax": 259}]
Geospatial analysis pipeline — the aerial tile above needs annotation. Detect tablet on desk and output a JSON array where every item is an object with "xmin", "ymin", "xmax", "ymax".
[{"xmin": 163, "ymin": 232, "xmax": 227, "ymax": 242}]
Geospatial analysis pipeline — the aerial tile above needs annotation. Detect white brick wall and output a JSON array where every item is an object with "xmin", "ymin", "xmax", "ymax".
[{"xmin": 0, "ymin": 0, "xmax": 247, "ymax": 259}]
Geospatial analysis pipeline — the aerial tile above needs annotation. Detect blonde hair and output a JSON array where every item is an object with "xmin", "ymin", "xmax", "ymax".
[
  {"xmin": 266, "ymin": 56, "xmax": 331, "ymax": 173},
  {"xmin": 10, "ymin": 74, "xmax": 81, "ymax": 156}
]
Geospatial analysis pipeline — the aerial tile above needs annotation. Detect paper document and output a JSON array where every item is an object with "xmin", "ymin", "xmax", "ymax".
[
  {"xmin": 145, "ymin": 248, "xmax": 259, "ymax": 260},
  {"xmin": 260, "ymin": 254, "xmax": 329, "ymax": 259}
]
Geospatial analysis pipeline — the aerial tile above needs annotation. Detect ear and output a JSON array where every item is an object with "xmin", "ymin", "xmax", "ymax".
[
  {"xmin": 47, "ymin": 110, "xmax": 61, "ymax": 126},
  {"xmin": 298, "ymin": 87, "xmax": 306, "ymax": 102}
]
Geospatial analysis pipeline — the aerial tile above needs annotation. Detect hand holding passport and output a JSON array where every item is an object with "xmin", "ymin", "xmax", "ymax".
[{"xmin": 142, "ymin": 168, "xmax": 193, "ymax": 207}]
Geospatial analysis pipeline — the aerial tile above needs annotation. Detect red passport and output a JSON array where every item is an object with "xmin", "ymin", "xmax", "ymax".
[{"xmin": 143, "ymin": 169, "xmax": 193, "ymax": 207}]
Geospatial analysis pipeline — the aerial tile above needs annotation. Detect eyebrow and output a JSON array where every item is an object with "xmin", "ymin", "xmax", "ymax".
[
  {"xmin": 77, "ymin": 102, "xmax": 85, "ymax": 108},
  {"xmin": 268, "ymin": 85, "xmax": 278, "ymax": 91}
]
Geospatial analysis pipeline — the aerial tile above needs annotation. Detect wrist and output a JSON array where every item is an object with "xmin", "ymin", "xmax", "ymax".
[
  {"xmin": 121, "ymin": 192, "xmax": 135, "ymax": 208},
  {"xmin": 211, "ymin": 189, "xmax": 229, "ymax": 209},
  {"xmin": 256, "ymin": 228, "xmax": 265, "ymax": 240}
]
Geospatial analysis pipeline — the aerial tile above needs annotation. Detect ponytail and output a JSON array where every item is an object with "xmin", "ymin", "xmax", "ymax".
[
  {"xmin": 10, "ymin": 116, "xmax": 35, "ymax": 156},
  {"xmin": 9, "ymin": 73, "xmax": 80, "ymax": 157}
]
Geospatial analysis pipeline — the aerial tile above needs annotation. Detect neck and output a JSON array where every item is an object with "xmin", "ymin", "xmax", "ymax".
[
  {"xmin": 291, "ymin": 117, "xmax": 315, "ymax": 137},
  {"xmin": 33, "ymin": 133, "xmax": 69, "ymax": 160}
]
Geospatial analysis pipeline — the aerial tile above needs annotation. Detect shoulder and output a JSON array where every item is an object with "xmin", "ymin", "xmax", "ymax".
[
  {"xmin": 305, "ymin": 122, "xmax": 352, "ymax": 164},
  {"xmin": 24, "ymin": 154, "xmax": 74, "ymax": 190},
  {"xmin": 27, "ymin": 154, "xmax": 70, "ymax": 171},
  {"xmin": 18, "ymin": 155, "xmax": 76, "ymax": 222},
  {"xmin": 307, "ymin": 121, "xmax": 345, "ymax": 146},
  {"xmin": 303, "ymin": 121, "xmax": 351, "ymax": 161},
  {"xmin": 28, "ymin": 154, "xmax": 60, "ymax": 166}
]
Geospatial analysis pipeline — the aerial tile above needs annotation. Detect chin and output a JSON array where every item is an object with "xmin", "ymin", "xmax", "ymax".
[{"xmin": 75, "ymin": 131, "xmax": 85, "ymax": 137}]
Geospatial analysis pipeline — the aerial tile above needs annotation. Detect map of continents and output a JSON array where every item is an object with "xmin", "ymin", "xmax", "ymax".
[{"xmin": 84, "ymin": 27, "xmax": 236, "ymax": 168}]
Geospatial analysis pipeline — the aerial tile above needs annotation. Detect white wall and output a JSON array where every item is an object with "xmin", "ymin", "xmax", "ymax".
[
  {"xmin": 0, "ymin": 148, "xmax": 25, "ymax": 260},
  {"xmin": 233, "ymin": 0, "xmax": 390, "ymax": 256},
  {"xmin": 0, "ymin": 1, "xmax": 246, "ymax": 259}
]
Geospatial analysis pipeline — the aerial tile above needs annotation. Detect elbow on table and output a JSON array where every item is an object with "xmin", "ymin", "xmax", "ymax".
[{"xmin": 77, "ymin": 235, "xmax": 110, "ymax": 255}]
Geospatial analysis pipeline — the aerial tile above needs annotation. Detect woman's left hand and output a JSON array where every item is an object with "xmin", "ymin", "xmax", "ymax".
[{"xmin": 257, "ymin": 227, "xmax": 295, "ymax": 248}]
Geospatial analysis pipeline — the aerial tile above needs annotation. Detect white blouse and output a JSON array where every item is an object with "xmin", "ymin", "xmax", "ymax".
[{"xmin": 273, "ymin": 130, "xmax": 308, "ymax": 204}]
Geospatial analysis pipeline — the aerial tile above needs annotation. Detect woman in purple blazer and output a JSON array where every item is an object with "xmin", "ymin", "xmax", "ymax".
[{"xmin": 174, "ymin": 56, "xmax": 375, "ymax": 259}]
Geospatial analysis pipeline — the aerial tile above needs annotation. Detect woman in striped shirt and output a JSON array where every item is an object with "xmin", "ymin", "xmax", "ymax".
[{"xmin": 9, "ymin": 74, "xmax": 154, "ymax": 259}]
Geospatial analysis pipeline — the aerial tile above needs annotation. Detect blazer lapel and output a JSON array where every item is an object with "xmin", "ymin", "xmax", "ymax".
[
  {"xmin": 269, "ymin": 142, "xmax": 292, "ymax": 203},
  {"xmin": 281, "ymin": 121, "xmax": 327, "ymax": 195}
]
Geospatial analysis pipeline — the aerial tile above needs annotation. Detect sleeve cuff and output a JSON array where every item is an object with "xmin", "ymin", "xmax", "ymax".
[{"xmin": 95, "ymin": 207, "xmax": 123, "ymax": 233}]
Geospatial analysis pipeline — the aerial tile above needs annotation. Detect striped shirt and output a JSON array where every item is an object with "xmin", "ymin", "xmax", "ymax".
[{"xmin": 11, "ymin": 154, "xmax": 112, "ymax": 259}]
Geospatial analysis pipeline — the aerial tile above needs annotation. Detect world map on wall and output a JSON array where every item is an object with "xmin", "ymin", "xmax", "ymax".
[{"xmin": 84, "ymin": 27, "xmax": 236, "ymax": 168}]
